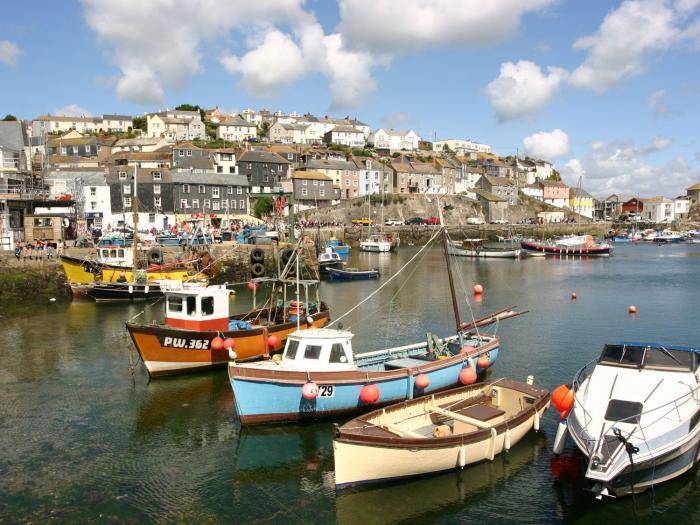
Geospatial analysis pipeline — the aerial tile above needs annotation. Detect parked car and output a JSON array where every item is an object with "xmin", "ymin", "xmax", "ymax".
[
  {"xmin": 351, "ymin": 218, "xmax": 372, "ymax": 226},
  {"xmin": 405, "ymin": 217, "xmax": 425, "ymax": 225},
  {"xmin": 384, "ymin": 218, "xmax": 403, "ymax": 226},
  {"xmin": 490, "ymin": 219, "xmax": 508, "ymax": 224},
  {"xmin": 466, "ymin": 217, "xmax": 485, "ymax": 225},
  {"xmin": 423, "ymin": 217, "xmax": 441, "ymax": 225}
]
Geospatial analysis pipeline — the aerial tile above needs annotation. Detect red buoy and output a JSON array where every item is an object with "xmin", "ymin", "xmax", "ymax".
[
  {"xmin": 477, "ymin": 355, "xmax": 490, "ymax": 369},
  {"xmin": 223, "ymin": 338, "xmax": 235, "ymax": 350},
  {"xmin": 551, "ymin": 384, "xmax": 575, "ymax": 415},
  {"xmin": 211, "ymin": 336, "xmax": 224, "ymax": 351},
  {"xmin": 301, "ymin": 382, "xmax": 319, "ymax": 400},
  {"xmin": 459, "ymin": 367, "xmax": 477, "ymax": 385},
  {"xmin": 571, "ymin": 292, "xmax": 577, "ymax": 300},
  {"xmin": 247, "ymin": 281, "xmax": 258, "ymax": 290},
  {"xmin": 359, "ymin": 384, "xmax": 380, "ymax": 404},
  {"xmin": 267, "ymin": 335, "xmax": 279, "ymax": 348},
  {"xmin": 415, "ymin": 374, "xmax": 430, "ymax": 389},
  {"xmin": 473, "ymin": 284, "xmax": 484, "ymax": 295},
  {"xmin": 628, "ymin": 305, "xmax": 637, "ymax": 314}
]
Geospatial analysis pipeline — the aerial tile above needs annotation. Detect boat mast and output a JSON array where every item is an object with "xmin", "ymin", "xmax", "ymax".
[
  {"xmin": 132, "ymin": 165, "xmax": 139, "ymax": 274},
  {"xmin": 438, "ymin": 197, "xmax": 462, "ymax": 332}
]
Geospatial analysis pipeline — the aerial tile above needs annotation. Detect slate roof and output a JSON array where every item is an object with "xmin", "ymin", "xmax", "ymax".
[
  {"xmin": 303, "ymin": 159, "xmax": 357, "ymax": 171},
  {"xmin": 291, "ymin": 170, "xmax": 332, "ymax": 181},
  {"xmin": 474, "ymin": 189, "xmax": 507, "ymax": 202},
  {"xmin": 239, "ymin": 150, "xmax": 290, "ymax": 164}
]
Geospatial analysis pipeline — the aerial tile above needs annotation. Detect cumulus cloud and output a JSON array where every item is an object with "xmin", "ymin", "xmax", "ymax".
[
  {"xmin": 570, "ymin": 0, "xmax": 700, "ymax": 92},
  {"xmin": 523, "ymin": 129, "xmax": 570, "ymax": 159},
  {"xmin": 338, "ymin": 0, "xmax": 555, "ymax": 53},
  {"xmin": 0, "ymin": 40, "xmax": 21, "ymax": 66},
  {"xmin": 486, "ymin": 61, "xmax": 566, "ymax": 121},
  {"xmin": 560, "ymin": 137, "xmax": 697, "ymax": 196},
  {"xmin": 54, "ymin": 104, "xmax": 92, "ymax": 117}
]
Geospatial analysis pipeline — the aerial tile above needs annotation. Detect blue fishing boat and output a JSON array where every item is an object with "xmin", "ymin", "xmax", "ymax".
[
  {"xmin": 326, "ymin": 237, "xmax": 351, "ymax": 256},
  {"xmin": 327, "ymin": 267, "xmax": 380, "ymax": 281}
]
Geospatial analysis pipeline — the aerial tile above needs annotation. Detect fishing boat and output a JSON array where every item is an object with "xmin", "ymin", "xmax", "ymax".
[
  {"xmin": 326, "ymin": 267, "xmax": 380, "ymax": 281},
  {"xmin": 551, "ymin": 342, "xmax": 700, "ymax": 498},
  {"xmin": 333, "ymin": 378, "xmax": 550, "ymax": 488},
  {"xmin": 520, "ymin": 235, "xmax": 613, "ymax": 257},
  {"xmin": 448, "ymin": 239, "xmax": 521, "ymax": 258},
  {"xmin": 653, "ymin": 229, "xmax": 685, "ymax": 244},
  {"xmin": 85, "ymin": 281, "xmax": 166, "ymax": 302},
  {"xmin": 229, "ymin": 218, "xmax": 525, "ymax": 425},
  {"xmin": 126, "ymin": 278, "xmax": 330, "ymax": 377},
  {"xmin": 326, "ymin": 237, "xmax": 351, "ymax": 256},
  {"xmin": 359, "ymin": 234, "xmax": 392, "ymax": 253},
  {"xmin": 318, "ymin": 247, "xmax": 344, "ymax": 273}
]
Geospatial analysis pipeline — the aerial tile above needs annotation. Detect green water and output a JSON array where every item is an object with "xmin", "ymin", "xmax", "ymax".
[{"xmin": 1, "ymin": 242, "xmax": 700, "ymax": 524}]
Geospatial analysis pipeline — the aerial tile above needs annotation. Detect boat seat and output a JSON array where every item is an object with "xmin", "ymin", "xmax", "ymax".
[
  {"xmin": 426, "ymin": 404, "xmax": 502, "ymax": 430},
  {"xmin": 384, "ymin": 357, "xmax": 431, "ymax": 370},
  {"xmin": 458, "ymin": 404, "xmax": 505, "ymax": 422}
]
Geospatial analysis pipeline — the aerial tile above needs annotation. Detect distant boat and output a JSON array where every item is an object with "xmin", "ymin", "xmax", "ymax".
[
  {"xmin": 334, "ymin": 378, "xmax": 550, "ymax": 489},
  {"xmin": 448, "ymin": 239, "xmax": 521, "ymax": 258},
  {"xmin": 653, "ymin": 230, "xmax": 685, "ymax": 244},
  {"xmin": 359, "ymin": 234, "xmax": 393, "ymax": 252},
  {"xmin": 520, "ymin": 235, "xmax": 613, "ymax": 257},
  {"xmin": 326, "ymin": 237, "xmax": 351, "ymax": 256},
  {"xmin": 327, "ymin": 267, "xmax": 380, "ymax": 281},
  {"xmin": 318, "ymin": 247, "xmax": 344, "ymax": 273}
]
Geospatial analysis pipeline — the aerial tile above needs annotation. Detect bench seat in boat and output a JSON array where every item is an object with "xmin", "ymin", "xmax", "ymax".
[{"xmin": 383, "ymin": 357, "xmax": 432, "ymax": 370}]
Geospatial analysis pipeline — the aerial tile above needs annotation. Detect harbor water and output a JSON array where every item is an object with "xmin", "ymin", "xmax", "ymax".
[{"xmin": 1, "ymin": 242, "xmax": 700, "ymax": 524}]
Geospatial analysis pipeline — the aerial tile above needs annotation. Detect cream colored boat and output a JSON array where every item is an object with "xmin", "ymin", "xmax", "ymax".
[{"xmin": 333, "ymin": 378, "xmax": 550, "ymax": 489}]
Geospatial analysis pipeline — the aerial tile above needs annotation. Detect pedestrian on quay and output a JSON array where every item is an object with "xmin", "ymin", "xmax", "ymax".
[
  {"xmin": 57, "ymin": 239, "xmax": 65, "ymax": 258},
  {"xmin": 14, "ymin": 241, "xmax": 21, "ymax": 261},
  {"xmin": 47, "ymin": 242, "xmax": 55, "ymax": 259}
]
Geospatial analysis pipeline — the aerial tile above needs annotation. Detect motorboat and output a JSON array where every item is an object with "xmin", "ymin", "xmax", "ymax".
[
  {"xmin": 520, "ymin": 235, "xmax": 613, "ymax": 257},
  {"xmin": 552, "ymin": 342, "xmax": 700, "ymax": 498},
  {"xmin": 448, "ymin": 239, "xmax": 521, "ymax": 258},
  {"xmin": 359, "ymin": 234, "xmax": 392, "ymax": 253},
  {"xmin": 318, "ymin": 247, "xmax": 344, "ymax": 273},
  {"xmin": 326, "ymin": 237, "xmax": 351, "ymax": 256},
  {"xmin": 334, "ymin": 378, "xmax": 549, "ymax": 488},
  {"xmin": 654, "ymin": 230, "xmax": 685, "ymax": 244}
]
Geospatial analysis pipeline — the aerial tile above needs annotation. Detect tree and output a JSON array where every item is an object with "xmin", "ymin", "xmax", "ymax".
[
  {"xmin": 548, "ymin": 169, "xmax": 562, "ymax": 182},
  {"xmin": 257, "ymin": 121, "xmax": 270, "ymax": 139},
  {"xmin": 442, "ymin": 144, "xmax": 451, "ymax": 152},
  {"xmin": 2, "ymin": 114, "xmax": 17, "ymax": 121},
  {"xmin": 253, "ymin": 196, "xmax": 273, "ymax": 218},
  {"xmin": 175, "ymin": 104, "xmax": 205, "ymax": 121},
  {"xmin": 132, "ymin": 116, "xmax": 146, "ymax": 131}
]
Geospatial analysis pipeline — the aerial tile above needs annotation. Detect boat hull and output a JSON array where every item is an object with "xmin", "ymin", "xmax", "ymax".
[
  {"xmin": 327, "ymin": 268, "xmax": 380, "ymax": 281},
  {"xmin": 359, "ymin": 241, "xmax": 392, "ymax": 252},
  {"xmin": 60, "ymin": 255, "xmax": 194, "ymax": 284},
  {"xmin": 520, "ymin": 241, "xmax": 612, "ymax": 257},
  {"xmin": 448, "ymin": 244, "xmax": 521, "ymax": 258},
  {"xmin": 229, "ymin": 338, "xmax": 500, "ymax": 425},
  {"xmin": 127, "ymin": 309, "xmax": 331, "ymax": 377},
  {"xmin": 86, "ymin": 282, "xmax": 164, "ymax": 302}
]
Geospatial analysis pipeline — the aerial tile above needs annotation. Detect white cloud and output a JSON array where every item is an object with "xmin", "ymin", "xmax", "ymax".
[
  {"xmin": 338, "ymin": 0, "xmax": 555, "ymax": 53},
  {"xmin": 649, "ymin": 89, "xmax": 669, "ymax": 116},
  {"xmin": 54, "ymin": 104, "xmax": 92, "ymax": 117},
  {"xmin": 0, "ymin": 40, "xmax": 21, "ymax": 66},
  {"xmin": 523, "ymin": 129, "xmax": 570, "ymax": 159},
  {"xmin": 486, "ymin": 61, "xmax": 566, "ymax": 121},
  {"xmin": 560, "ymin": 137, "xmax": 697, "ymax": 196},
  {"xmin": 569, "ymin": 0, "xmax": 698, "ymax": 92}
]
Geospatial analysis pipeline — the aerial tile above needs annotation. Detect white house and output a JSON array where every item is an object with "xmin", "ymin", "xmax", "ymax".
[
  {"xmin": 112, "ymin": 137, "xmax": 168, "ymax": 153},
  {"xmin": 433, "ymin": 139, "xmax": 491, "ymax": 154},
  {"xmin": 674, "ymin": 196, "xmax": 691, "ymax": 218},
  {"xmin": 100, "ymin": 114, "xmax": 133, "ymax": 133},
  {"xmin": 324, "ymin": 126, "xmax": 366, "ymax": 148},
  {"xmin": 146, "ymin": 110, "xmax": 205, "ymax": 142},
  {"xmin": 217, "ymin": 116, "xmax": 257, "ymax": 142},
  {"xmin": 45, "ymin": 169, "xmax": 114, "ymax": 230},
  {"xmin": 642, "ymin": 196, "xmax": 674, "ymax": 223},
  {"xmin": 521, "ymin": 182, "xmax": 544, "ymax": 201},
  {"xmin": 352, "ymin": 156, "xmax": 384, "ymax": 196},
  {"xmin": 371, "ymin": 128, "xmax": 421, "ymax": 151},
  {"xmin": 269, "ymin": 122, "xmax": 311, "ymax": 144}
]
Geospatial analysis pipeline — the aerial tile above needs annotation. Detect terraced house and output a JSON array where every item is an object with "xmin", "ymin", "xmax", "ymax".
[{"xmin": 237, "ymin": 150, "xmax": 290, "ymax": 191}]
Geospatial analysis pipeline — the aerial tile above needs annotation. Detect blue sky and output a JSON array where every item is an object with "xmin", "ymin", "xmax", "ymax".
[{"xmin": 1, "ymin": 0, "xmax": 699, "ymax": 197}]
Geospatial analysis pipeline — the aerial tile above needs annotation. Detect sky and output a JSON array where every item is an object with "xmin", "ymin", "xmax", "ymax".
[{"xmin": 1, "ymin": 0, "xmax": 699, "ymax": 198}]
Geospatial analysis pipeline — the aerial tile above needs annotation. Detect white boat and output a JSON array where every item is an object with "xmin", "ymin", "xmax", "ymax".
[
  {"xmin": 448, "ymin": 239, "xmax": 521, "ymax": 258},
  {"xmin": 359, "ymin": 234, "xmax": 392, "ymax": 253},
  {"xmin": 333, "ymin": 378, "xmax": 550, "ymax": 488},
  {"xmin": 552, "ymin": 342, "xmax": 700, "ymax": 498},
  {"xmin": 318, "ymin": 247, "xmax": 343, "ymax": 273}
]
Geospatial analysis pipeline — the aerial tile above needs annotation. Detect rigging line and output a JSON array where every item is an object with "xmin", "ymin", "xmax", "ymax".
[
  {"xmin": 328, "ymin": 227, "xmax": 443, "ymax": 328},
  {"xmin": 445, "ymin": 229, "xmax": 481, "ymax": 339}
]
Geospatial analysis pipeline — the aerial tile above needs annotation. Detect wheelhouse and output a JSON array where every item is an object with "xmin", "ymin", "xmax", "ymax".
[
  {"xmin": 162, "ymin": 281, "xmax": 230, "ymax": 331},
  {"xmin": 282, "ymin": 329, "xmax": 355, "ymax": 368}
]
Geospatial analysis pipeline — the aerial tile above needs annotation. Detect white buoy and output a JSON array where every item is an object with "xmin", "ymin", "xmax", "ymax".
[
  {"xmin": 553, "ymin": 420, "xmax": 569, "ymax": 455},
  {"xmin": 504, "ymin": 428, "xmax": 512, "ymax": 451},
  {"xmin": 534, "ymin": 409, "xmax": 540, "ymax": 432}
]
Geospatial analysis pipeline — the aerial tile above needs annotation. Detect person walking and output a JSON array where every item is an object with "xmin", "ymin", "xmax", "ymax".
[{"xmin": 57, "ymin": 239, "xmax": 65, "ymax": 258}]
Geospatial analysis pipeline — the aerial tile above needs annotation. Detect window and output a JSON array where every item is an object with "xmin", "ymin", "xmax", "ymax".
[
  {"xmin": 186, "ymin": 296, "xmax": 197, "ymax": 315},
  {"xmin": 285, "ymin": 339, "xmax": 299, "ymax": 359},
  {"xmin": 182, "ymin": 184, "xmax": 190, "ymax": 193},
  {"xmin": 89, "ymin": 187, "xmax": 96, "ymax": 196},
  {"xmin": 201, "ymin": 297, "xmax": 214, "ymax": 316},
  {"xmin": 168, "ymin": 295, "xmax": 183, "ymax": 312},
  {"xmin": 329, "ymin": 343, "xmax": 348, "ymax": 363},
  {"xmin": 213, "ymin": 201, "xmax": 220, "ymax": 211},
  {"xmin": 192, "ymin": 199, "xmax": 199, "ymax": 208},
  {"xmin": 153, "ymin": 184, "xmax": 161, "ymax": 195},
  {"xmin": 124, "ymin": 197, "xmax": 132, "ymax": 207},
  {"xmin": 217, "ymin": 165, "xmax": 223, "ymax": 173},
  {"xmin": 90, "ymin": 201, "xmax": 97, "ymax": 211},
  {"xmin": 247, "ymin": 163, "xmax": 252, "ymax": 169},
  {"xmin": 72, "ymin": 146, "xmax": 78, "ymax": 154},
  {"xmin": 152, "ymin": 171, "xmax": 162, "ymax": 180},
  {"xmin": 123, "ymin": 183, "xmax": 131, "ymax": 195},
  {"xmin": 154, "ymin": 196, "xmax": 161, "ymax": 207},
  {"xmin": 227, "ymin": 186, "xmax": 233, "ymax": 195},
  {"xmin": 302, "ymin": 188, "xmax": 308, "ymax": 196},
  {"xmin": 303, "ymin": 345, "xmax": 322, "ymax": 360},
  {"xmin": 119, "ymin": 171, "xmax": 127, "ymax": 180},
  {"xmin": 237, "ymin": 187, "xmax": 243, "ymax": 194},
  {"xmin": 302, "ymin": 180, "xmax": 307, "ymax": 186},
  {"xmin": 61, "ymin": 146, "xmax": 67, "ymax": 154},
  {"xmin": 222, "ymin": 199, "xmax": 228, "ymax": 209},
  {"xmin": 180, "ymin": 199, "xmax": 188, "ymax": 209},
  {"xmin": 319, "ymin": 189, "xmax": 325, "ymax": 197},
  {"xmin": 263, "ymin": 174, "xmax": 269, "ymax": 182},
  {"xmin": 212, "ymin": 187, "xmax": 220, "ymax": 198},
  {"xmin": 239, "ymin": 199, "xmax": 244, "ymax": 209},
  {"xmin": 198, "ymin": 185, "xmax": 205, "ymax": 194},
  {"xmin": 231, "ymin": 199, "xmax": 237, "ymax": 209},
  {"xmin": 204, "ymin": 199, "xmax": 211, "ymax": 209},
  {"xmin": 313, "ymin": 180, "xmax": 318, "ymax": 186},
  {"xmin": 148, "ymin": 213, "xmax": 156, "ymax": 223},
  {"xmin": 85, "ymin": 145, "xmax": 91, "ymax": 153},
  {"xmin": 187, "ymin": 150, "xmax": 192, "ymax": 157},
  {"xmin": 179, "ymin": 149, "xmax": 185, "ymax": 157}
]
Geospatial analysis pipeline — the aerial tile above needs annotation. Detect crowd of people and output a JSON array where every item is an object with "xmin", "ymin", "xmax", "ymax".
[{"xmin": 14, "ymin": 239, "xmax": 64, "ymax": 262}]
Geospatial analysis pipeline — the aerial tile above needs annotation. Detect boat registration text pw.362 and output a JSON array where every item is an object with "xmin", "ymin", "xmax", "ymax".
[{"xmin": 160, "ymin": 336, "xmax": 211, "ymax": 350}]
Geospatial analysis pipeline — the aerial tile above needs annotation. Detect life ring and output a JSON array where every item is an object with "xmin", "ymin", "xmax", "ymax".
[
  {"xmin": 250, "ymin": 248, "xmax": 265, "ymax": 263},
  {"xmin": 250, "ymin": 262, "xmax": 265, "ymax": 277},
  {"xmin": 281, "ymin": 248, "xmax": 294, "ymax": 265},
  {"xmin": 148, "ymin": 247, "xmax": 163, "ymax": 265}
]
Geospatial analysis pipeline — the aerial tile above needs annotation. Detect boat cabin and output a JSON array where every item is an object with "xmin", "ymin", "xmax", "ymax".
[
  {"xmin": 319, "ymin": 248, "xmax": 342, "ymax": 263},
  {"xmin": 97, "ymin": 246, "xmax": 133, "ymax": 267},
  {"xmin": 282, "ymin": 329, "xmax": 355, "ymax": 370},
  {"xmin": 597, "ymin": 343, "xmax": 699, "ymax": 373},
  {"xmin": 162, "ymin": 281, "xmax": 231, "ymax": 331}
]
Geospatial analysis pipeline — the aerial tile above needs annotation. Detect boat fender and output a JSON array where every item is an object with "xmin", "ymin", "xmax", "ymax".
[
  {"xmin": 552, "ymin": 420, "xmax": 569, "ymax": 455},
  {"xmin": 302, "ymin": 381, "xmax": 319, "ymax": 400},
  {"xmin": 504, "ymin": 428, "xmax": 512, "ymax": 451},
  {"xmin": 250, "ymin": 248, "xmax": 265, "ymax": 263},
  {"xmin": 281, "ymin": 248, "xmax": 294, "ymax": 265},
  {"xmin": 458, "ymin": 446, "xmax": 467, "ymax": 468},
  {"xmin": 488, "ymin": 428, "xmax": 497, "ymax": 461},
  {"xmin": 148, "ymin": 247, "xmax": 163, "ymax": 265},
  {"xmin": 128, "ymin": 285, "xmax": 133, "ymax": 294},
  {"xmin": 250, "ymin": 262, "xmax": 265, "ymax": 277},
  {"xmin": 534, "ymin": 409, "xmax": 540, "ymax": 432}
]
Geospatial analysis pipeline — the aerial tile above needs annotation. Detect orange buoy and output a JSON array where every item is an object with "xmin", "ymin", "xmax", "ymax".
[
  {"xmin": 267, "ymin": 335, "xmax": 279, "ymax": 348},
  {"xmin": 359, "ymin": 384, "xmax": 380, "ymax": 404},
  {"xmin": 247, "ymin": 281, "xmax": 258, "ymax": 290},
  {"xmin": 459, "ymin": 367, "xmax": 477, "ymax": 385},
  {"xmin": 415, "ymin": 374, "xmax": 430, "ymax": 389},
  {"xmin": 477, "ymin": 355, "xmax": 490, "ymax": 369},
  {"xmin": 223, "ymin": 338, "xmax": 235, "ymax": 349},
  {"xmin": 571, "ymin": 292, "xmax": 577, "ymax": 300},
  {"xmin": 211, "ymin": 336, "xmax": 224, "ymax": 350},
  {"xmin": 301, "ymin": 382, "xmax": 319, "ymax": 400},
  {"xmin": 551, "ymin": 384, "xmax": 575, "ymax": 415},
  {"xmin": 473, "ymin": 284, "xmax": 484, "ymax": 295},
  {"xmin": 628, "ymin": 305, "xmax": 637, "ymax": 314}
]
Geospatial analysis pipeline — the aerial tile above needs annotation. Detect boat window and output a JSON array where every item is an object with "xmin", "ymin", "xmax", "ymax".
[
  {"xmin": 604, "ymin": 399, "xmax": 643, "ymax": 424},
  {"xmin": 186, "ymin": 296, "xmax": 197, "ymax": 316},
  {"xmin": 329, "ymin": 343, "xmax": 348, "ymax": 363},
  {"xmin": 303, "ymin": 345, "xmax": 322, "ymax": 360},
  {"xmin": 110, "ymin": 249, "xmax": 117, "ymax": 258},
  {"xmin": 102, "ymin": 249, "xmax": 109, "ymax": 258},
  {"xmin": 168, "ymin": 295, "xmax": 183, "ymax": 312},
  {"xmin": 118, "ymin": 249, "xmax": 124, "ymax": 258},
  {"xmin": 598, "ymin": 345, "xmax": 645, "ymax": 368},
  {"xmin": 644, "ymin": 348, "xmax": 695, "ymax": 372},
  {"xmin": 201, "ymin": 297, "xmax": 214, "ymax": 316},
  {"xmin": 285, "ymin": 339, "xmax": 299, "ymax": 359}
]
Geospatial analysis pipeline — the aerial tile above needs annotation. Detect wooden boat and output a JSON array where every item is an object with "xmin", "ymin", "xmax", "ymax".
[
  {"xmin": 326, "ymin": 267, "xmax": 380, "ymax": 281},
  {"xmin": 127, "ymin": 279, "xmax": 330, "ymax": 377},
  {"xmin": 552, "ymin": 342, "xmax": 700, "ymax": 498},
  {"xmin": 333, "ymin": 378, "xmax": 549, "ymax": 488},
  {"xmin": 448, "ymin": 239, "xmax": 521, "ymax": 258},
  {"xmin": 520, "ymin": 235, "xmax": 613, "ymax": 257}
]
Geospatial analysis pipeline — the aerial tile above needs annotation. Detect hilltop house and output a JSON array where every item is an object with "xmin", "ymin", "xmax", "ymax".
[
  {"xmin": 217, "ymin": 116, "xmax": 257, "ymax": 142},
  {"xmin": 371, "ymin": 129, "xmax": 421, "ymax": 151},
  {"xmin": 146, "ymin": 110, "xmax": 205, "ymax": 142},
  {"xmin": 237, "ymin": 150, "xmax": 290, "ymax": 191},
  {"xmin": 687, "ymin": 182, "xmax": 700, "ymax": 204},
  {"xmin": 480, "ymin": 175, "xmax": 517, "ymax": 205},
  {"xmin": 323, "ymin": 126, "xmax": 365, "ymax": 148}
]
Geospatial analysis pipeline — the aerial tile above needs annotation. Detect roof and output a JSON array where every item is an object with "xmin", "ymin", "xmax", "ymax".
[
  {"xmin": 303, "ymin": 159, "xmax": 357, "ymax": 171},
  {"xmin": 46, "ymin": 169, "xmax": 108, "ymax": 185},
  {"xmin": 268, "ymin": 144, "xmax": 298, "ymax": 154},
  {"xmin": 0, "ymin": 121, "xmax": 28, "ymax": 150},
  {"xmin": 641, "ymin": 196, "xmax": 672, "ymax": 203},
  {"xmin": 174, "ymin": 156, "xmax": 214, "ymax": 170},
  {"xmin": 220, "ymin": 117, "xmax": 255, "ymax": 127},
  {"xmin": 46, "ymin": 155, "xmax": 99, "ymax": 166},
  {"xmin": 540, "ymin": 179, "xmax": 568, "ymax": 188},
  {"xmin": 328, "ymin": 125, "xmax": 362, "ymax": 133},
  {"xmin": 570, "ymin": 187, "xmax": 594, "ymax": 199},
  {"xmin": 474, "ymin": 189, "xmax": 507, "ymax": 202},
  {"xmin": 114, "ymin": 137, "xmax": 164, "ymax": 147},
  {"xmin": 239, "ymin": 150, "xmax": 290, "ymax": 164},
  {"xmin": 292, "ymin": 170, "xmax": 332, "ymax": 181},
  {"xmin": 34, "ymin": 114, "xmax": 99, "ymax": 123},
  {"xmin": 411, "ymin": 162, "xmax": 440, "ymax": 174},
  {"xmin": 687, "ymin": 182, "xmax": 700, "ymax": 191},
  {"xmin": 47, "ymin": 136, "xmax": 98, "ymax": 147},
  {"xmin": 390, "ymin": 162, "xmax": 415, "ymax": 173},
  {"xmin": 483, "ymin": 175, "xmax": 515, "ymax": 187},
  {"xmin": 102, "ymin": 114, "xmax": 133, "ymax": 121},
  {"xmin": 105, "ymin": 151, "xmax": 172, "ymax": 162}
]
